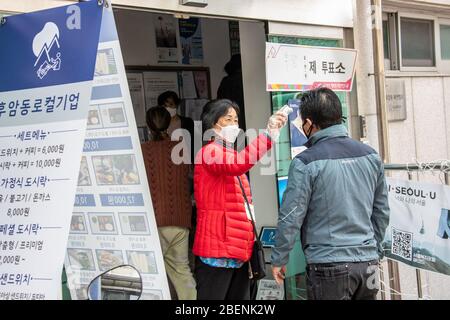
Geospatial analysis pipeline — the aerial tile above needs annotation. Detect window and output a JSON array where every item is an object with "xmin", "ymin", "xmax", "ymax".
[
  {"xmin": 441, "ymin": 24, "xmax": 450, "ymax": 60},
  {"xmin": 400, "ymin": 18, "xmax": 435, "ymax": 67},
  {"xmin": 383, "ymin": 13, "xmax": 400, "ymax": 70},
  {"xmin": 383, "ymin": 19, "xmax": 390, "ymax": 60},
  {"xmin": 382, "ymin": 12, "xmax": 438, "ymax": 70}
]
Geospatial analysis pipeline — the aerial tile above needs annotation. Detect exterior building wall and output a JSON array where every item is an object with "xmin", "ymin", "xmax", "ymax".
[
  {"xmin": 384, "ymin": 0, "xmax": 450, "ymax": 300},
  {"xmin": 0, "ymin": 0, "xmax": 353, "ymax": 28}
]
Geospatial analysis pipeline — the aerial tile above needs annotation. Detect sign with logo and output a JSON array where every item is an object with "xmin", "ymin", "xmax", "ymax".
[
  {"xmin": 0, "ymin": 1, "xmax": 103, "ymax": 300},
  {"xmin": 34, "ymin": 22, "xmax": 62, "ymax": 79},
  {"xmin": 64, "ymin": 5, "xmax": 171, "ymax": 300},
  {"xmin": 265, "ymin": 43, "xmax": 357, "ymax": 92},
  {"xmin": 256, "ymin": 279, "xmax": 284, "ymax": 300},
  {"xmin": 383, "ymin": 179, "xmax": 450, "ymax": 276},
  {"xmin": 386, "ymin": 79, "xmax": 407, "ymax": 122},
  {"xmin": 259, "ymin": 227, "xmax": 277, "ymax": 248}
]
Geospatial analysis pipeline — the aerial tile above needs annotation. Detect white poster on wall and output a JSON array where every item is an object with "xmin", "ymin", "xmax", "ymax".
[
  {"xmin": 64, "ymin": 5, "xmax": 171, "ymax": 300},
  {"xmin": 153, "ymin": 14, "xmax": 179, "ymax": 64},
  {"xmin": 126, "ymin": 73, "xmax": 146, "ymax": 126},
  {"xmin": 265, "ymin": 43, "xmax": 357, "ymax": 92},
  {"xmin": 181, "ymin": 71, "xmax": 197, "ymax": 99},
  {"xmin": 386, "ymin": 79, "xmax": 407, "ymax": 122},
  {"xmin": 143, "ymin": 71, "xmax": 179, "ymax": 110},
  {"xmin": 0, "ymin": 1, "xmax": 103, "ymax": 300},
  {"xmin": 184, "ymin": 99, "xmax": 209, "ymax": 121}
]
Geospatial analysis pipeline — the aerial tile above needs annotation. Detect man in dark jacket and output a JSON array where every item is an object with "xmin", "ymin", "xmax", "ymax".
[{"xmin": 271, "ymin": 87, "xmax": 390, "ymax": 300}]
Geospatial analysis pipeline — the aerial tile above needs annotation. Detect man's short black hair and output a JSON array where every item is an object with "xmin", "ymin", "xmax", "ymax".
[
  {"xmin": 300, "ymin": 87, "xmax": 344, "ymax": 129},
  {"xmin": 157, "ymin": 91, "xmax": 181, "ymax": 106}
]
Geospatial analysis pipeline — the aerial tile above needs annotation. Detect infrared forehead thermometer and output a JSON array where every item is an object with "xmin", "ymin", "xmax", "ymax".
[
  {"xmin": 269, "ymin": 105, "xmax": 293, "ymax": 128},
  {"xmin": 279, "ymin": 105, "xmax": 294, "ymax": 116}
]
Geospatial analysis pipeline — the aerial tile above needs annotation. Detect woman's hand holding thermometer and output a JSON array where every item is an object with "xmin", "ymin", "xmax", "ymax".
[{"xmin": 267, "ymin": 105, "xmax": 291, "ymax": 141}]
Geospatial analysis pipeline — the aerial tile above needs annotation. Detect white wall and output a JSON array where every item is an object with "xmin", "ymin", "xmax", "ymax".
[
  {"xmin": 387, "ymin": 75, "xmax": 450, "ymax": 300},
  {"xmin": 239, "ymin": 20, "xmax": 279, "ymax": 233},
  {"xmin": 201, "ymin": 18, "xmax": 231, "ymax": 98},
  {"xmin": 111, "ymin": 0, "xmax": 353, "ymax": 28},
  {"xmin": 388, "ymin": 76, "xmax": 450, "ymax": 180},
  {"xmin": 0, "ymin": 0, "xmax": 354, "ymax": 28},
  {"xmin": 0, "ymin": 0, "xmax": 70, "ymax": 13},
  {"xmin": 113, "ymin": 9, "xmax": 230, "ymax": 98},
  {"xmin": 114, "ymin": 9, "xmax": 154, "ymax": 66}
]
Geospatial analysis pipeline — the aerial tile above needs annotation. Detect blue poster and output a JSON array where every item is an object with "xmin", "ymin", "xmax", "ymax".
[
  {"xmin": 0, "ymin": 1, "xmax": 102, "ymax": 94},
  {"xmin": 179, "ymin": 18, "xmax": 204, "ymax": 65},
  {"xmin": 0, "ymin": 1, "xmax": 102, "ymax": 300},
  {"xmin": 287, "ymin": 99, "xmax": 308, "ymax": 158},
  {"xmin": 277, "ymin": 177, "xmax": 288, "ymax": 206},
  {"xmin": 260, "ymin": 227, "xmax": 277, "ymax": 248}
]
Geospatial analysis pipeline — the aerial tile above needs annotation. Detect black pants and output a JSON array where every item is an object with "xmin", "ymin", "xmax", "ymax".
[
  {"xmin": 194, "ymin": 257, "xmax": 251, "ymax": 300},
  {"xmin": 306, "ymin": 260, "xmax": 380, "ymax": 300}
]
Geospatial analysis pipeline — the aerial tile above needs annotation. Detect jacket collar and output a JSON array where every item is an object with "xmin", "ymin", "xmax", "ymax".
[{"xmin": 305, "ymin": 124, "xmax": 348, "ymax": 148}]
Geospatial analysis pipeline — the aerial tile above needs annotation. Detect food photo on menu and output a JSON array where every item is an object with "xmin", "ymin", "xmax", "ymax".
[{"xmin": 96, "ymin": 250, "xmax": 124, "ymax": 271}]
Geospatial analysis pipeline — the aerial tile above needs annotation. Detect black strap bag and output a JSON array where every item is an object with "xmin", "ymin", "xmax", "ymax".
[{"xmin": 237, "ymin": 177, "xmax": 266, "ymax": 280}]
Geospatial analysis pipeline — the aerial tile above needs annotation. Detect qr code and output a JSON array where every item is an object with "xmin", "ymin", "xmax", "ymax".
[{"xmin": 392, "ymin": 228, "xmax": 413, "ymax": 261}]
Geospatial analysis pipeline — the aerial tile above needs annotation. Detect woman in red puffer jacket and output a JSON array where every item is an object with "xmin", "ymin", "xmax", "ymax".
[{"xmin": 193, "ymin": 99, "xmax": 287, "ymax": 300}]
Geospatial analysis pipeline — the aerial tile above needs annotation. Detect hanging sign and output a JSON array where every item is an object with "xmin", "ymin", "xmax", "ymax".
[
  {"xmin": 383, "ymin": 178, "xmax": 450, "ymax": 276},
  {"xmin": 266, "ymin": 43, "xmax": 357, "ymax": 92}
]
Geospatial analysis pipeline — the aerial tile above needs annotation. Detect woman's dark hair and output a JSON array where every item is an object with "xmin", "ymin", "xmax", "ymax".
[
  {"xmin": 300, "ymin": 87, "xmax": 344, "ymax": 129},
  {"xmin": 157, "ymin": 91, "xmax": 181, "ymax": 107},
  {"xmin": 146, "ymin": 106, "xmax": 171, "ymax": 141},
  {"xmin": 201, "ymin": 99, "xmax": 240, "ymax": 132},
  {"xmin": 224, "ymin": 54, "xmax": 242, "ymax": 75}
]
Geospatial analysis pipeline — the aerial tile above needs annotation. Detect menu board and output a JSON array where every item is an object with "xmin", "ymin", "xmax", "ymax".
[
  {"xmin": 64, "ymin": 6, "xmax": 170, "ymax": 300},
  {"xmin": 0, "ymin": 1, "xmax": 103, "ymax": 300}
]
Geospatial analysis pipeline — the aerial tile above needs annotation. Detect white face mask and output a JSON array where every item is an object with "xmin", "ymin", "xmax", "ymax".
[
  {"xmin": 165, "ymin": 107, "xmax": 177, "ymax": 118},
  {"xmin": 218, "ymin": 124, "xmax": 241, "ymax": 143}
]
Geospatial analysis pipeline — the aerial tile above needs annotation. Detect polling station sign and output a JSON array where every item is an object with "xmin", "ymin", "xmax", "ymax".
[
  {"xmin": 265, "ymin": 43, "xmax": 357, "ymax": 92},
  {"xmin": 0, "ymin": 1, "xmax": 103, "ymax": 300},
  {"xmin": 383, "ymin": 178, "xmax": 450, "ymax": 276}
]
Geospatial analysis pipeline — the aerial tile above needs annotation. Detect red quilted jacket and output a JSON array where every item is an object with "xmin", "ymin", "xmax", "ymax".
[{"xmin": 193, "ymin": 133, "xmax": 273, "ymax": 261}]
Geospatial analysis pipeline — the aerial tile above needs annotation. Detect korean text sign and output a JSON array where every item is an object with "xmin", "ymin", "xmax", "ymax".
[
  {"xmin": 0, "ymin": 1, "xmax": 102, "ymax": 300},
  {"xmin": 64, "ymin": 5, "xmax": 171, "ymax": 300},
  {"xmin": 265, "ymin": 43, "xmax": 357, "ymax": 92}
]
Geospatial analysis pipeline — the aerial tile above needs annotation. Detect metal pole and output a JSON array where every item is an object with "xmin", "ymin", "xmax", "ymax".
[
  {"xmin": 371, "ymin": 0, "xmax": 390, "ymax": 163},
  {"xmin": 371, "ymin": 0, "xmax": 402, "ymax": 300},
  {"xmin": 416, "ymin": 269, "xmax": 423, "ymax": 299},
  {"xmin": 407, "ymin": 171, "xmax": 423, "ymax": 300},
  {"xmin": 379, "ymin": 263, "xmax": 386, "ymax": 300}
]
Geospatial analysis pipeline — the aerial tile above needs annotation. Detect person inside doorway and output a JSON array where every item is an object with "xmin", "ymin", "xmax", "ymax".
[
  {"xmin": 158, "ymin": 90, "xmax": 196, "ymax": 270},
  {"xmin": 217, "ymin": 54, "xmax": 246, "ymax": 132},
  {"xmin": 158, "ymin": 90, "xmax": 194, "ymax": 156},
  {"xmin": 141, "ymin": 106, "xmax": 197, "ymax": 300}
]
